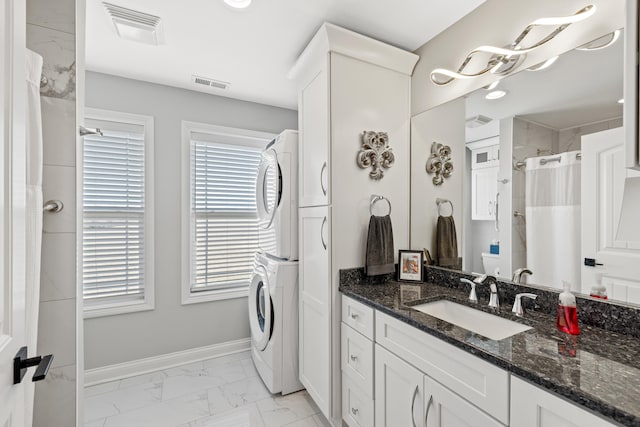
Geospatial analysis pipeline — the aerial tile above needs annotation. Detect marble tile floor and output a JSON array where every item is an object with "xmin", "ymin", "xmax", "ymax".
[{"xmin": 84, "ymin": 351, "xmax": 331, "ymax": 427}]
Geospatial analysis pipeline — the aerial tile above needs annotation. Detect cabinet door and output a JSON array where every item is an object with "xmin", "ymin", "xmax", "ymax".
[
  {"xmin": 375, "ymin": 345, "xmax": 425, "ymax": 427},
  {"xmin": 511, "ymin": 376, "xmax": 616, "ymax": 427},
  {"xmin": 299, "ymin": 63, "xmax": 330, "ymax": 207},
  {"xmin": 425, "ymin": 378, "xmax": 504, "ymax": 427},
  {"xmin": 472, "ymin": 167, "xmax": 498, "ymax": 220},
  {"xmin": 299, "ymin": 206, "xmax": 331, "ymax": 417}
]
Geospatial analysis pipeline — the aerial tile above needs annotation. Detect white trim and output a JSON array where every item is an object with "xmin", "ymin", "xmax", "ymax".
[
  {"xmin": 181, "ymin": 121, "xmax": 275, "ymax": 305},
  {"xmin": 84, "ymin": 338, "xmax": 251, "ymax": 386},
  {"xmin": 81, "ymin": 108, "xmax": 155, "ymax": 317}
]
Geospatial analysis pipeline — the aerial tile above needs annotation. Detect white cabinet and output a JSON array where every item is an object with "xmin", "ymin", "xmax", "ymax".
[
  {"xmin": 375, "ymin": 345, "xmax": 425, "ymax": 427},
  {"xmin": 470, "ymin": 143, "xmax": 500, "ymax": 169},
  {"xmin": 472, "ymin": 166, "xmax": 499, "ymax": 220},
  {"xmin": 299, "ymin": 64, "xmax": 330, "ymax": 207},
  {"xmin": 510, "ymin": 377, "xmax": 617, "ymax": 427},
  {"xmin": 375, "ymin": 344, "xmax": 503, "ymax": 427},
  {"xmin": 298, "ymin": 206, "xmax": 331, "ymax": 416}
]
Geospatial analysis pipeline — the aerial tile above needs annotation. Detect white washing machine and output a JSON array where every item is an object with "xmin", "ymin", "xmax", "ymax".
[
  {"xmin": 249, "ymin": 251, "xmax": 303, "ymax": 395},
  {"xmin": 255, "ymin": 129, "xmax": 298, "ymax": 260}
]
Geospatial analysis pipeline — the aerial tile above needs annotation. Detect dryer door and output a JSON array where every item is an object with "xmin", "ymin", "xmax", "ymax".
[
  {"xmin": 249, "ymin": 265, "xmax": 273, "ymax": 351},
  {"xmin": 256, "ymin": 149, "xmax": 282, "ymax": 229}
]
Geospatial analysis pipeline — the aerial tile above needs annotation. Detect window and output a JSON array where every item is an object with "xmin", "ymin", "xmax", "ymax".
[
  {"xmin": 82, "ymin": 108, "xmax": 154, "ymax": 317},
  {"xmin": 182, "ymin": 122, "xmax": 274, "ymax": 304}
]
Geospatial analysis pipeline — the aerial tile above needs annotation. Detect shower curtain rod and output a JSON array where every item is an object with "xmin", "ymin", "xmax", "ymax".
[{"xmin": 514, "ymin": 151, "xmax": 581, "ymax": 169}]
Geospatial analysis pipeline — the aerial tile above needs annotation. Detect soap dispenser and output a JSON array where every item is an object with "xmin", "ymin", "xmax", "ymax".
[{"xmin": 557, "ymin": 281, "xmax": 580, "ymax": 335}]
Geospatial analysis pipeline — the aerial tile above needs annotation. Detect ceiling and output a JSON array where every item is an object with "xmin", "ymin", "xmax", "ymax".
[
  {"xmin": 85, "ymin": 0, "xmax": 485, "ymax": 110},
  {"xmin": 465, "ymin": 30, "xmax": 624, "ymax": 131}
]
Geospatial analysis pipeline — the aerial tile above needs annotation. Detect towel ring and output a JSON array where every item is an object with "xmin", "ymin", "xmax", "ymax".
[
  {"xmin": 370, "ymin": 195, "xmax": 391, "ymax": 216},
  {"xmin": 436, "ymin": 198, "xmax": 453, "ymax": 216}
]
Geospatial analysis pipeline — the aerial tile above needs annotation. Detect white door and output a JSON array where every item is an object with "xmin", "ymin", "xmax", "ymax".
[
  {"xmin": 581, "ymin": 127, "xmax": 640, "ymax": 300},
  {"xmin": 0, "ymin": 0, "xmax": 29, "ymax": 425},
  {"xmin": 298, "ymin": 206, "xmax": 331, "ymax": 418},
  {"xmin": 424, "ymin": 377, "xmax": 502, "ymax": 427},
  {"xmin": 374, "ymin": 344, "xmax": 425, "ymax": 427}
]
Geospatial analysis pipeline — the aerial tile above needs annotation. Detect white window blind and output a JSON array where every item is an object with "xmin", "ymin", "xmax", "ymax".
[
  {"xmin": 190, "ymin": 140, "xmax": 262, "ymax": 292},
  {"xmin": 82, "ymin": 120, "xmax": 146, "ymax": 303}
]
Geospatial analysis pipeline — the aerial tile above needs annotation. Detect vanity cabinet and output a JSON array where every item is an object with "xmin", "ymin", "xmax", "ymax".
[{"xmin": 510, "ymin": 377, "xmax": 617, "ymax": 427}]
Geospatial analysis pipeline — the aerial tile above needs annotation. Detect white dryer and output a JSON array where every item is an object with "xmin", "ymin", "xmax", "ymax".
[
  {"xmin": 249, "ymin": 251, "xmax": 303, "ymax": 395},
  {"xmin": 255, "ymin": 129, "xmax": 298, "ymax": 260}
]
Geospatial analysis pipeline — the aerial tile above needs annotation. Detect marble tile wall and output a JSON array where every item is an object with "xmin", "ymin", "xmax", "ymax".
[
  {"xmin": 26, "ymin": 0, "xmax": 77, "ymax": 425},
  {"xmin": 558, "ymin": 117, "xmax": 623, "ymax": 153}
]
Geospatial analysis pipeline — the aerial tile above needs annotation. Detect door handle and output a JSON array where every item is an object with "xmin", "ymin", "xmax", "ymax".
[
  {"xmin": 495, "ymin": 192, "xmax": 500, "ymax": 232},
  {"xmin": 320, "ymin": 162, "xmax": 327, "ymax": 196},
  {"xmin": 320, "ymin": 216, "xmax": 327, "ymax": 250},
  {"xmin": 425, "ymin": 394, "xmax": 434, "ymax": 426},
  {"xmin": 79, "ymin": 125, "xmax": 103, "ymax": 137},
  {"xmin": 13, "ymin": 346, "xmax": 54, "ymax": 384},
  {"xmin": 411, "ymin": 385, "xmax": 419, "ymax": 427}
]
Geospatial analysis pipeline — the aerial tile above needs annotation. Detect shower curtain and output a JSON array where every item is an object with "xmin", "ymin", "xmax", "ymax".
[
  {"xmin": 525, "ymin": 151, "xmax": 581, "ymax": 291},
  {"xmin": 25, "ymin": 49, "xmax": 44, "ymax": 425}
]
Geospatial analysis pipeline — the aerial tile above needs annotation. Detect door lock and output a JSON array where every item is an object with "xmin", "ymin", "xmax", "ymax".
[
  {"xmin": 13, "ymin": 346, "xmax": 54, "ymax": 384},
  {"xmin": 584, "ymin": 258, "xmax": 604, "ymax": 267}
]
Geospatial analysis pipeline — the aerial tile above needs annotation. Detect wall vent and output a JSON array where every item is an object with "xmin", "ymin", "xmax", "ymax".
[
  {"xmin": 103, "ymin": 2, "xmax": 163, "ymax": 45},
  {"xmin": 465, "ymin": 115, "xmax": 493, "ymax": 128},
  {"xmin": 191, "ymin": 75, "xmax": 230, "ymax": 90}
]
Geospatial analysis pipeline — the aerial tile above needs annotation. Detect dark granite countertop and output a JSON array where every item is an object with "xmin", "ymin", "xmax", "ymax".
[{"xmin": 340, "ymin": 271, "xmax": 640, "ymax": 427}]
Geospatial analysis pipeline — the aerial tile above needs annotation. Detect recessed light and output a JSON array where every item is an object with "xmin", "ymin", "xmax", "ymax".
[
  {"xmin": 486, "ymin": 90, "xmax": 508, "ymax": 100},
  {"xmin": 224, "ymin": 0, "xmax": 251, "ymax": 9},
  {"xmin": 618, "ymin": 98, "xmax": 624, "ymax": 104}
]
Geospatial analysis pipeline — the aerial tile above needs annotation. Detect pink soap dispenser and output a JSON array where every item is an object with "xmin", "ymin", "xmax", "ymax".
[{"xmin": 557, "ymin": 281, "xmax": 580, "ymax": 335}]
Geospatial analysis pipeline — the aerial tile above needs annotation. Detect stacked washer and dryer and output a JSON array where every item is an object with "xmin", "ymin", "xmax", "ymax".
[{"xmin": 249, "ymin": 129, "xmax": 304, "ymax": 395}]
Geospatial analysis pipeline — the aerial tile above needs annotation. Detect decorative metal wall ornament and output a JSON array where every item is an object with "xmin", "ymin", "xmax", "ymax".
[
  {"xmin": 357, "ymin": 131, "xmax": 395, "ymax": 180},
  {"xmin": 426, "ymin": 142, "xmax": 453, "ymax": 186}
]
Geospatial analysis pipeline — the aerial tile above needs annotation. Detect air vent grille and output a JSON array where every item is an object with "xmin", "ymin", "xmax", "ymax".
[
  {"xmin": 192, "ymin": 75, "xmax": 230, "ymax": 90},
  {"xmin": 465, "ymin": 115, "xmax": 493, "ymax": 128},
  {"xmin": 103, "ymin": 2, "xmax": 161, "ymax": 27}
]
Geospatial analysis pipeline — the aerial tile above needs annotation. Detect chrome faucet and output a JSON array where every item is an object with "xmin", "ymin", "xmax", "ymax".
[
  {"xmin": 460, "ymin": 278, "xmax": 478, "ymax": 303},
  {"xmin": 512, "ymin": 268, "xmax": 533, "ymax": 284},
  {"xmin": 512, "ymin": 293, "xmax": 538, "ymax": 317},
  {"xmin": 473, "ymin": 274, "xmax": 499, "ymax": 309}
]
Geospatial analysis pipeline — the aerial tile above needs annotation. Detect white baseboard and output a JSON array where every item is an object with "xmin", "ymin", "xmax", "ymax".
[{"xmin": 84, "ymin": 338, "xmax": 251, "ymax": 387}]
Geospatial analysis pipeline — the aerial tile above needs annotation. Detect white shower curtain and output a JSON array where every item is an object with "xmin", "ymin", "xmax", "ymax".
[
  {"xmin": 25, "ymin": 49, "xmax": 44, "ymax": 425},
  {"xmin": 525, "ymin": 151, "xmax": 581, "ymax": 291}
]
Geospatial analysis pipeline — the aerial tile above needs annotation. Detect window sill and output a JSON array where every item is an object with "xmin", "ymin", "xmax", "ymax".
[
  {"xmin": 84, "ymin": 299, "xmax": 154, "ymax": 319},
  {"xmin": 182, "ymin": 287, "xmax": 249, "ymax": 305}
]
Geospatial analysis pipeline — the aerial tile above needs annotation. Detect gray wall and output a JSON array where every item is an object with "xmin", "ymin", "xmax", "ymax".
[
  {"xmin": 84, "ymin": 71, "xmax": 298, "ymax": 369},
  {"xmin": 27, "ymin": 0, "xmax": 78, "ymax": 425}
]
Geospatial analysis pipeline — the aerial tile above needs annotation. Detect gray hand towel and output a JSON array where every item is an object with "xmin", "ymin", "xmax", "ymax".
[
  {"xmin": 436, "ymin": 215, "xmax": 458, "ymax": 267},
  {"xmin": 365, "ymin": 215, "xmax": 395, "ymax": 276}
]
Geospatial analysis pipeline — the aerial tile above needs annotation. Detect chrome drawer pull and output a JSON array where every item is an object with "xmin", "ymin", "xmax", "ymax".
[
  {"xmin": 411, "ymin": 385, "xmax": 419, "ymax": 427},
  {"xmin": 350, "ymin": 354, "xmax": 358, "ymax": 362},
  {"xmin": 350, "ymin": 313, "xmax": 359, "ymax": 320},
  {"xmin": 351, "ymin": 407, "xmax": 359, "ymax": 415}
]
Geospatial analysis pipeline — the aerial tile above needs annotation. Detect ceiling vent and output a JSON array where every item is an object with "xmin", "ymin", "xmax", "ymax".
[
  {"xmin": 191, "ymin": 75, "xmax": 230, "ymax": 90},
  {"xmin": 465, "ymin": 115, "xmax": 493, "ymax": 128},
  {"xmin": 103, "ymin": 2, "xmax": 163, "ymax": 45}
]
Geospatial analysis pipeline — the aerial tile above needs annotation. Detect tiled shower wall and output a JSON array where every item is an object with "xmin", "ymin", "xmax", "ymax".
[{"xmin": 26, "ymin": 0, "xmax": 78, "ymax": 425}]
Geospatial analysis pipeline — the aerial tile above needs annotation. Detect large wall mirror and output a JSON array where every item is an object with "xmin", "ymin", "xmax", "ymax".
[{"xmin": 411, "ymin": 23, "xmax": 640, "ymax": 306}]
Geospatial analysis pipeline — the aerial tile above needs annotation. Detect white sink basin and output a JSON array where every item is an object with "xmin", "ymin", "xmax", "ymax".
[{"xmin": 412, "ymin": 300, "xmax": 532, "ymax": 341}]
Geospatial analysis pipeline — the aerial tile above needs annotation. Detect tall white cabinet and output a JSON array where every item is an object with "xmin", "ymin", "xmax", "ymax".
[{"xmin": 290, "ymin": 23, "xmax": 418, "ymax": 423}]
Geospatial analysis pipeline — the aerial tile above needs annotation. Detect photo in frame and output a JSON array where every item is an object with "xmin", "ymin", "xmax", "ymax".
[{"xmin": 398, "ymin": 250, "xmax": 424, "ymax": 282}]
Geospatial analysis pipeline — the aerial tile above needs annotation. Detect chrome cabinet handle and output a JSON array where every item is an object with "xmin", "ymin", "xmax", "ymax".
[
  {"xmin": 425, "ymin": 394, "xmax": 434, "ymax": 426},
  {"xmin": 350, "ymin": 313, "xmax": 358, "ymax": 320},
  {"xmin": 351, "ymin": 407, "xmax": 359, "ymax": 415},
  {"xmin": 411, "ymin": 385, "xmax": 419, "ymax": 427},
  {"xmin": 350, "ymin": 354, "xmax": 358, "ymax": 362},
  {"xmin": 320, "ymin": 162, "xmax": 327, "ymax": 196},
  {"xmin": 320, "ymin": 216, "xmax": 327, "ymax": 250},
  {"xmin": 495, "ymin": 192, "xmax": 500, "ymax": 232}
]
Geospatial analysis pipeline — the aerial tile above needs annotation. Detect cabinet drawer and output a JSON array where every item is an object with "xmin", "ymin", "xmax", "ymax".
[
  {"xmin": 342, "ymin": 375, "xmax": 374, "ymax": 427},
  {"xmin": 341, "ymin": 323, "xmax": 374, "ymax": 396},
  {"xmin": 342, "ymin": 295, "xmax": 374, "ymax": 340},
  {"xmin": 375, "ymin": 311, "xmax": 509, "ymax": 424},
  {"xmin": 511, "ymin": 376, "xmax": 616, "ymax": 427}
]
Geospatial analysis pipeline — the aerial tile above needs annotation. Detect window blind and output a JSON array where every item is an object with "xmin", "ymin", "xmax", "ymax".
[
  {"xmin": 190, "ymin": 140, "xmax": 262, "ymax": 292},
  {"xmin": 82, "ymin": 125, "xmax": 146, "ymax": 302}
]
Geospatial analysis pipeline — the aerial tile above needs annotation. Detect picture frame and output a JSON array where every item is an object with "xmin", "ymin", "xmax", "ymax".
[{"xmin": 398, "ymin": 250, "xmax": 424, "ymax": 282}]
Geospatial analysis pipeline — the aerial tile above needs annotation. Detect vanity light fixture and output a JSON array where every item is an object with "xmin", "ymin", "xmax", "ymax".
[
  {"xmin": 429, "ymin": 5, "xmax": 595, "ymax": 86},
  {"xmin": 486, "ymin": 90, "xmax": 508, "ymax": 100},
  {"xmin": 527, "ymin": 55, "xmax": 559, "ymax": 72},
  {"xmin": 576, "ymin": 30, "xmax": 621, "ymax": 51},
  {"xmin": 484, "ymin": 81, "xmax": 500, "ymax": 91},
  {"xmin": 224, "ymin": 0, "xmax": 252, "ymax": 9}
]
